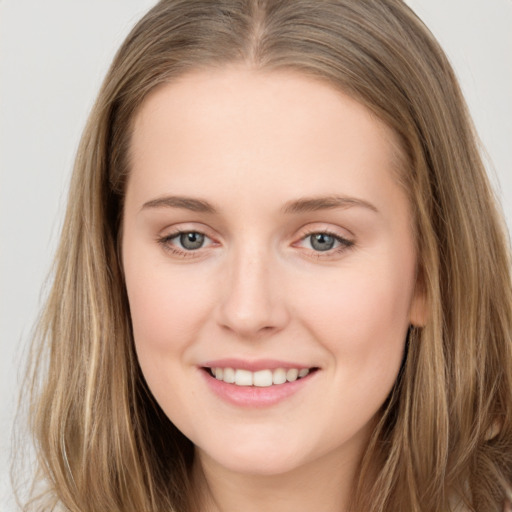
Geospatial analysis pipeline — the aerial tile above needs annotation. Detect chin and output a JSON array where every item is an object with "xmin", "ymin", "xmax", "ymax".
[
  {"xmin": 213, "ymin": 452, "xmax": 304, "ymax": 477},
  {"xmin": 197, "ymin": 434, "xmax": 309, "ymax": 477}
]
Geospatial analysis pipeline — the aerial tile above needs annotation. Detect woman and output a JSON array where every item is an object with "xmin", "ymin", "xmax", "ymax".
[{"xmin": 18, "ymin": 1, "xmax": 512, "ymax": 510}]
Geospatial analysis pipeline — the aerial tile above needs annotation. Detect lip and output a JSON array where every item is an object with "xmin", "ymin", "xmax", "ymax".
[
  {"xmin": 201, "ymin": 358, "xmax": 313, "ymax": 372},
  {"xmin": 199, "ymin": 359, "xmax": 319, "ymax": 408}
]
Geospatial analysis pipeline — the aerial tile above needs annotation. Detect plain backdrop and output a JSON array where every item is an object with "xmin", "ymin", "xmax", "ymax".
[{"xmin": 1, "ymin": 1, "xmax": 511, "ymax": 509}]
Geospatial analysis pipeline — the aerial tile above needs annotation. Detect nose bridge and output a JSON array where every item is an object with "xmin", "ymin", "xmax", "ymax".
[{"xmin": 217, "ymin": 240, "xmax": 288, "ymax": 338}]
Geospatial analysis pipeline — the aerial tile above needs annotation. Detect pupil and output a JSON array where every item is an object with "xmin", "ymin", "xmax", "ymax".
[
  {"xmin": 180, "ymin": 232, "xmax": 204, "ymax": 250},
  {"xmin": 311, "ymin": 233, "xmax": 335, "ymax": 251}
]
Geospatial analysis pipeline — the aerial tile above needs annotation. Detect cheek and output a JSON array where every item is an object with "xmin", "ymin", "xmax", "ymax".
[
  {"xmin": 292, "ymin": 252, "xmax": 414, "ymax": 363},
  {"xmin": 124, "ymin": 261, "xmax": 214, "ymax": 412},
  {"xmin": 124, "ymin": 255, "xmax": 215, "ymax": 358}
]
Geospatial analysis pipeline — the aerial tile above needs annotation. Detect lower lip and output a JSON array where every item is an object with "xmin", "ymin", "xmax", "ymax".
[{"xmin": 200, "ymin": 369, "xmax": 316, "ymax": 408}]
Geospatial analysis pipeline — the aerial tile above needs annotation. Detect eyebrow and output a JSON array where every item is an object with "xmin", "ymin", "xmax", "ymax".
[
  {"xmin": 141, "ymin": 194, "xmax": 378, "ymax": 215},
  {"xmin": 282, "ymin": 196, "xmax": 379, "ymax": 214},
  {"xmin": 141, "ymin": 196, "xmax": 217, "ymax": 213}
]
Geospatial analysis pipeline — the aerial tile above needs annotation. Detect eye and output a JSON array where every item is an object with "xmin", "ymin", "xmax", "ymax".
[
  {"xmin": 309, "ymin": 233, "xmax": 338, "ymax": 251},
  {"xmin": 158, "ymin": 230, "xmax": 214, "ymax": 254},
  {"xmin": 297, "ymin": 230, "xmax": 354, "ymax": 254},
  {"xmin": 175, "ymin": 231, "xmax": 206, "ymax": 250}
]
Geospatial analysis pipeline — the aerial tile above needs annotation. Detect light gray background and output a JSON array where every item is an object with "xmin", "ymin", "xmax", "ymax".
[{"xmin": 1, "ymin": 1, "xmax": 511, "ymax": 509}]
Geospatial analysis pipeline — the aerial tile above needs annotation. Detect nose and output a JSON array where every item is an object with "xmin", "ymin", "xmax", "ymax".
[{"xmin": 216, "ymin": 246, "xmax": 290, "ymax": 339}]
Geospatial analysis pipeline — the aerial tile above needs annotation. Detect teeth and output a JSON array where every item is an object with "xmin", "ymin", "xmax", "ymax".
[
  {"xmin": 235, "ymin": 369, "xmax": 253, "ymax": 386},
  {"xmin": 286, "ymin": 368, "xmax": 298, "ymax": 382},
  {"xmin": 210, "ymin": 367, "xmax": 312, "ymax": 386},
  {"xmin": 253, "ymin": 369, "xmax": 273, "ymax": 387},
  {"xmin": 272, "ymin": 368, "xmax": 287, "ymax": 385},
  {"xmin": 223, "ymin": 367, "xmax": 235, "ymax": 383}
]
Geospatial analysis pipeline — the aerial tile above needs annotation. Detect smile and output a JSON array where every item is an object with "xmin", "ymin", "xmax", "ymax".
[
  {"xmin": 206, "ymin": 367, "xmax": 314, "ymax": 387},
  {"xmin": 200, "ymin": 360, "xmax": 320, "ymax": 407}
]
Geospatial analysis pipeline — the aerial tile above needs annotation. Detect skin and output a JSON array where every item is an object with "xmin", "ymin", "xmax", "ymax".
[{"xmin": 122, "ymin": 66, "xmax": 425, "ymax": 511}]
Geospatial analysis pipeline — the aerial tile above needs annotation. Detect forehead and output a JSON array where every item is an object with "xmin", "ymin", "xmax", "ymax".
[
  {"xmin": 132, "ymin": 66, "xmax": 400, "ymax": 153},
  {"xmin": 127, "ymin": 66, "xmax": 406, "ymax": 215}
]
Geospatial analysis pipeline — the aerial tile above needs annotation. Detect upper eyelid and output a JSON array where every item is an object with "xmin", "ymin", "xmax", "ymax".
[
  {"xmin": 296, "ymin": 221, "xmax": 355, "ymax": 238},
  {"xmin": 159, "ymin": 225, "xmax": 350, "ymax": 236},
  {"xmin": 158, "ymin": 223, "xmax": 354, "ymax": 242},
  {"xmin": 159, "ymin": 223, "xmax": 217, "ymax": 239},
  {"xmin": 301, "ymin": 232, "xmax": 352, "ymax": 243},
  {"xmin": 294, "ymin": 232, "xmax": 354, "ymax": 251}
]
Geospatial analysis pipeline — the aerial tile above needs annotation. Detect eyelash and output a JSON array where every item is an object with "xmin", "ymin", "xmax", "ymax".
[
  {"xmin": 157, "ymin": 230, "xmax": 216, "ymax": 258},
  {"xmin": 157, "ymin": 229, "xmax": 355, "ymax": 259},
  {"xmin": 297, "ymin": 229, "xmax": 355, "ymax": 258}
]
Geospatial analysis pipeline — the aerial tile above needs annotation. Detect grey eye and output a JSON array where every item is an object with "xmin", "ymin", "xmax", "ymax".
[
  {"xmin": 309, "ymin": 233, "xmax": 336, "ymax": 251},
  {"xmin": 179, "ymin": 232, "xmax": 205, "ymax": 250}
]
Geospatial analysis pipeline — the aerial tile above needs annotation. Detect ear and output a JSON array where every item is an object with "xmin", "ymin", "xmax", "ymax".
[{"xmin": 409, "ymin": 269, "xmax": 428, "ymax": 327}]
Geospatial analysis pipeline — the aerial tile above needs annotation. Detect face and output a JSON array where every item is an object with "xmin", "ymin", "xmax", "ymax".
[{"xmin": 122, "ymin": 67, "xmax": 424, "ymax": 479}]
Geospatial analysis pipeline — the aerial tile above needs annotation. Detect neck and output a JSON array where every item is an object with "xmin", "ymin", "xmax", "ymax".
[{"xmin": 190, "ymin": 442, "xmax": 368, "ymax": 512}]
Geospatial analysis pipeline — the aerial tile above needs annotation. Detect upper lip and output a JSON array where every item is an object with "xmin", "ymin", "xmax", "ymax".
[{"xmin": 200, "ymin": 358, "xmax": 317, "ymax": 372}]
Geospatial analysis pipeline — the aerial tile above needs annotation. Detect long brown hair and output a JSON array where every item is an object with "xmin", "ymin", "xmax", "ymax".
[{"xmin": 17, "ymin": 1, "xmax": 512, "ymax": 510}]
